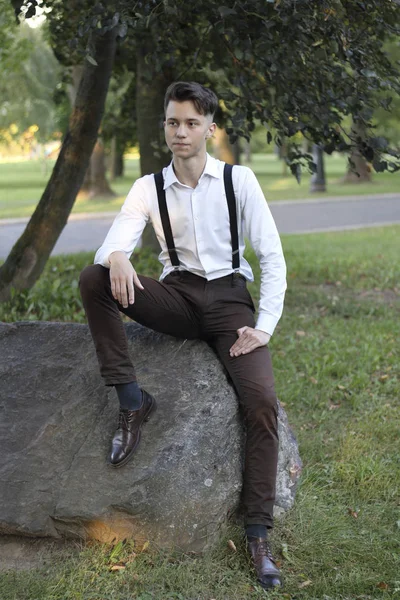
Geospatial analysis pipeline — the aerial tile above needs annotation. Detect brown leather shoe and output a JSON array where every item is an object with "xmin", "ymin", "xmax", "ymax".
[
  {"xmin": 247, "ymin": 536, "xmax": 282, "ymax": 590},
  {"xmin": 108, "ymin": 389, "xmax": 156, "ymax": 468}
]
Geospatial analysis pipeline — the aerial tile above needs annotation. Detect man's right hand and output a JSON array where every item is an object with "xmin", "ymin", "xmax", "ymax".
[{"xmin": 108, "ymin": 251, "xmax": 144, "ymax": 308}]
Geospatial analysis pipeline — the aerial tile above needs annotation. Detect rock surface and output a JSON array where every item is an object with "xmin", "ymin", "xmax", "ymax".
[{"xmin": 0, "ymin": 322, "xmax": 301, "ymax": 551}]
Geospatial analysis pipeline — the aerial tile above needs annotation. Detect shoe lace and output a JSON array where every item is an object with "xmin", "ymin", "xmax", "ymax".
[
  {"xmin": 118, "ymin": 410, "xmax": 135, "ymax": 431},
  {"xmin": 256, "ymin": 541, "xmax": 275, "ymax": 563}
]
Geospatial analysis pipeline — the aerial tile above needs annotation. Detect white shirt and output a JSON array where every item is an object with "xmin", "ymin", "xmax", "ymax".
[{"xmin": 94, "ymin": 153, "xmax": 287, "ymax": 336}]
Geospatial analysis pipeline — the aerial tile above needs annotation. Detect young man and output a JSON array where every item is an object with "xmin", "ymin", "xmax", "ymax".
[{"xmin": 79, "ymin": 81, "xmax": 287, "ymax": 590}]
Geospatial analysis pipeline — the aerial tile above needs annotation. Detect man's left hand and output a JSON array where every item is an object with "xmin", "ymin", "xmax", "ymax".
[{"xmin": 229, "ymin": 327, "xmax": 271, "ymax": 358}]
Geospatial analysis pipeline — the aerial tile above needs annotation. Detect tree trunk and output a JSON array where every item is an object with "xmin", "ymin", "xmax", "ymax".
[
  {"xmin": 212, "ymin": 127, "xmax": 240, "ymax": 164},
  {"xmin": 0, "ymin": 27, "xmax": 117, "ymax": 301},
  {"xmin": 110, "ymin": 136, "xmax": 124, "ymax": 180},
  {"xmin": 342, "ymin": 118, "xmax": 372, "ymax": 183},
  {"xmin": 310, "ymin": 144, "xmax": 326, "ymax": 193},
  {"xmin": 115, "ymin": 151, "xmax": 124, "ymax": 177},
  {"xmin": 280, "ymin": 141, "xmax": 288, "ymax": 176},
  {"xmin": 69, "ymin": 67, "xmax": 115, "ymax": 198},
  {"xmin": 80, "ymin": 162, "xmax": 92, "ymax": 194},
  {"xmin": 136, "ymin": 41, "xmax": 173, "ymax": 251},
  {"xmin": 243, "ymin": 140, "xmax": 251, "ymax": 163},
  {"xmin": 87, "ymin": 138, "xmax": 115, "ymax": 197}
]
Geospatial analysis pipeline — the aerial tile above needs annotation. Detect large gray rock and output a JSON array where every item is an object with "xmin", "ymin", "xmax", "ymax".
[{"xmin": 0, "ymin": 322, "xmax": 301, "ymax": 551}]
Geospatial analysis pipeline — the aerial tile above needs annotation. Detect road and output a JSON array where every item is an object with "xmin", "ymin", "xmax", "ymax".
[{"xmin": 0, "ymin": 193, "xmax": 399, "ymax": 259}]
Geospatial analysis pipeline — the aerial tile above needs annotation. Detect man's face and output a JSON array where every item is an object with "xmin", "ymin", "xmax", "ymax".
[{"xmin": 164, "ymin": 100, "xmax": 216, "ymax": 159}]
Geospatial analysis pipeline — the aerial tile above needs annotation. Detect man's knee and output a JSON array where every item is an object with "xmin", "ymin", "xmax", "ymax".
[
  {"xmin": 79, "ymin": 264, "xmax": 109, "ymax": 297},
  {"xmin": 243, "ymin": 384, "xmax": 278, "ymax": 424}
]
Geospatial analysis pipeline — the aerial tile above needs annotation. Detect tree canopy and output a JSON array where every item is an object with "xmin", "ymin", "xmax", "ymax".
[
  {"xmin": 1, "ymin": 0, "xmax": 400, "ymax": 301},
  {"xmin": 68, "ymin": 0, "xmax": 400, "ymax": 176}
]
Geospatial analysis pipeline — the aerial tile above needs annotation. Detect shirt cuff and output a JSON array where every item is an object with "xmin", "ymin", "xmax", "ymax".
[
  {"xmin": 94, "ymin": 251, "xmax": 110, "ymax": 268},
  {"xmin": 255, "ymin": 313, "xmax": 279, "ymax": 337}
]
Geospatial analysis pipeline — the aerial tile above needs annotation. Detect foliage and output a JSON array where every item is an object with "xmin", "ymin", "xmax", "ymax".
[
  {"xmin": 0, "ymin": 0, "xmax": 30, "ymax": 71},
  {"xmin": 0, "ymin": 227, "xmax": 399, "ymax": 598},
  {"xmin": 0, "ymin": 247, "xmax": 161, "ymax": 323},
  {"xmin": 372, "ymin": 37, "xmax": 400, "ymax": 146},
  {"xmin": 0, "ymin": 22, "xmax": 63, "ymax": 142},
  {"xmin": 13, "ymin": 0, "xmax": 400, "ymax": 176}
]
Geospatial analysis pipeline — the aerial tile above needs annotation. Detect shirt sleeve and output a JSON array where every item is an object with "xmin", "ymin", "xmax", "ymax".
[
  {"xmin": 237, "ymin": 166, "xmax": 287, "ymax": 336},
  {"xmin": 94, "ymin": 178, "xmax": 150, "ymax": 268}
]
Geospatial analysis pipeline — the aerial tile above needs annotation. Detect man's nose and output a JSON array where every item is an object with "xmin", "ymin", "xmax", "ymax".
[{"xmin": 176, "ymin": 125, "xmax": 187, "ymax": 138}]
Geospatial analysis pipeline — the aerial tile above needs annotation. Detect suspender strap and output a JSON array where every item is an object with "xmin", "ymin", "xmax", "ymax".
[
  {"xmin": 154, "ymin": 171, "xmax": 180, "ymax": 268},
  {"xmin": 223, "ymin": 163, "xmax": 240, "ymax": 271},
  {"xmin": 154, "ymin": 166, "xmax": 240, "ymax": 272}
]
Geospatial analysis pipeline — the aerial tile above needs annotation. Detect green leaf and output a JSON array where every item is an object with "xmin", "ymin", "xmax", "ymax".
[
  {"xmin": 218, "ymin": 6, "xmax": 236, "ymax": 17},
  {"xmin": 86, "ymin": 55, "xmax": 98, "ymax": 66}
]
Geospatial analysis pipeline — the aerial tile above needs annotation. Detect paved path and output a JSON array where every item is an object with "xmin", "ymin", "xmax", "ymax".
[{"xmin": 0, "ymin": 193, "xmax": 399, "ymax": 259}]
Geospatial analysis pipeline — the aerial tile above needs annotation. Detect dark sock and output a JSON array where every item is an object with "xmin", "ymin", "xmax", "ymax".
[
  {"xmin": 115, "ymin": 381, "xmax": 143, "ymax": 411},
  {"xmin": 246, "ymin": 524, "xmax": 267, "ymax": 540}
]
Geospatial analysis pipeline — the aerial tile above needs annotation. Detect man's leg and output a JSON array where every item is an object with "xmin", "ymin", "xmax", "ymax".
[
  {"xmin": 204, "ymin": 279, "xmax": 281, "ymax": 588},
  {"xmin": 211, "ymin": 334, "xmax": 278, "ymax": 530},
  {"xmin": 79, "ymin": 265, "xmax": 201, "ymax": 466},
  {"xmin": 79, "ymin": 265, "xmax": 201, "ymax": 385}
]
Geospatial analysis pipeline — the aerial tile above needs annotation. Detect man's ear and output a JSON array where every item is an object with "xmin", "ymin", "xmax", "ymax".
[{"xmin": 206, "ymin": 122, "xmax": 217, "ymax": 138}]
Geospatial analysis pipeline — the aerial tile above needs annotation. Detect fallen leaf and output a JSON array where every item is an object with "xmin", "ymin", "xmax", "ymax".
[
  {"xmin": 379, "ymin": 374, "xmax": 388, "ymax": 381},
  {"xmin": 227, "ymin": 539, "xmax": 237, "ymax": 552},
  {"xmin": 377, "ymin": 582, "xmax": 388, "ymax": 590},
  {"xmin": 296, "ymin": 330, "xmax": 306, "ymax": 337},
  {"xmin": 141, "ymin": 541, "xmax": 150, "ymax": 552},
  {"xmin": 347, "ymin": 508, "xmax": 358, "ymax": 519},
  {"xmin": 289, "ymin": 465, "xmax": 301, "ymax": 481},
  {"xmin": 298, "ymin": 579, "xmax": 312, "ymax": 588},
  {"xmin": 310, "ymin": 377, "xmax": 318, "ymax": 385},
  {"xmin": 337, "ymin": 385, "xmax": 346, "ymax": 390},
  {"xmin": 329, "ymin": 402, "xmax": 341, "ymax": 410},
  {"xmin": 109, "ymin": 562, "xmax": 126, "ymax": 572}
]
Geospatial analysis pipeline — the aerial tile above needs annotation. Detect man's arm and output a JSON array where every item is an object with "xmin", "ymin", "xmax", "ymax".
[
  {"xmin": 230, "ymin": 166, "xmax": 287, "ymax": 357},
  {"xmin": 94, "ymin": 178, "xmax": 150, "ymax": 307}
]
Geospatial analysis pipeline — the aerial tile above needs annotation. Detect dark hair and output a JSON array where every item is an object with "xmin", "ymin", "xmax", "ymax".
[{"xmin": 164, "ymin": 81, "xmax": 218, "ymax": 118}]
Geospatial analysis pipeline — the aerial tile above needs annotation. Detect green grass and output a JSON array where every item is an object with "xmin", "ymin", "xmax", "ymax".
[
  {"xmin": 0, "ymin": 153, "xmax": 399, "ymax": 219},
  {"xmin": 0, "ymin": 226, "xmax": 399, "ymax": 599}
]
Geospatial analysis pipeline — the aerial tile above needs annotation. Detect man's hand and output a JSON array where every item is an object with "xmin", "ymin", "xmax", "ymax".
[
  {"xmin": 109, "ymin": 251, "xmax": 144, "ymax": 308},
  {"xmin": 229, "ymin": 327, "xmax": 271, "ymax": 358}
]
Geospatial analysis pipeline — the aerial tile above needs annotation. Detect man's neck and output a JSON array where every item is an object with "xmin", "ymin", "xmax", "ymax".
[{"xmin": 172, "ymin": 152, "xmax": 207, "ymax": 189}]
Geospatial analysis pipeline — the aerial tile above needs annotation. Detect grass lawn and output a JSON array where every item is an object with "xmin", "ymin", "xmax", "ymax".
[
  {"xmin": 0, "ymin": 153, "xmax": 399, "ymax": 219},
  {"xmin": 0, "ymin": 227, "xmax": 399, "ymax": 599}
]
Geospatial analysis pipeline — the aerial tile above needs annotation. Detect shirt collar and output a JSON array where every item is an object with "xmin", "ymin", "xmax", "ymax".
[{"xmin": 163, "ymin": 153, "xmax": 221, "ymax": 189}]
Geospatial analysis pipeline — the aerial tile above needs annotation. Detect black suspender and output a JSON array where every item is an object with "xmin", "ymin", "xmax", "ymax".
[
  {"xmin": 154, "ymin": 163, "xmax": 239, "ymax": 271},
  {"xmin": 223, "ymin": 163, "xmax": 240, "ymax": 271},
  {"xmin": 154, "ymin": 170, "xmax": 180, "ymax": 268}
]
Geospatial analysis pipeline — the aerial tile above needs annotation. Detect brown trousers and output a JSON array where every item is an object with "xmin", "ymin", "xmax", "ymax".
[{"xmin": 79, "ymin": 265, "xmax": 279, "ymax": 528}]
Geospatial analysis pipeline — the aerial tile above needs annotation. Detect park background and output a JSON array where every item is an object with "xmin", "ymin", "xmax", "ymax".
[{"xmin": 0, "ymin": 1, "xmax": 399, "ymax": 599}]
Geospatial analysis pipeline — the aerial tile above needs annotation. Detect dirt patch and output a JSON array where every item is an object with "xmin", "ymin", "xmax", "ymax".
[
  {"xmin": 0, "ymin": 535, "xmax": 81, "ymax": 572},
  {"xmin": 320, "ymin": 284, "xmax": 400, "ymax": 305}
]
